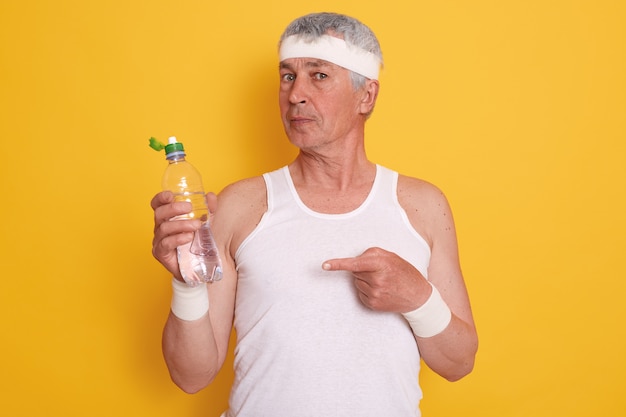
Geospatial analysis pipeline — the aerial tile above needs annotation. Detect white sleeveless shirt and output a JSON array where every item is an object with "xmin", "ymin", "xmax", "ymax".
[{"xmin": 227, "ymin": 165, "xmax": 431, "ymax": 417}]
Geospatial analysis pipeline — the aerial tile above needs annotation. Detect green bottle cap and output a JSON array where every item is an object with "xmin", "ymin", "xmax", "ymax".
[
  {"xmin": 164, "ymin": 137, "xmax": 185, "ymax": 154},
  {"xmin": 149, "ymin": 136, "xmax": 186, "ymax": 158}
]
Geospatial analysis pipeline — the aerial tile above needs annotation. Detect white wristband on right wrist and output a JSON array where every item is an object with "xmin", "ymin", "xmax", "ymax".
[
  {"xmin": 402, "ymin": 281, "xmax": 452, "ymax": 338},
  {"xmin": 170, "ymin": 278, "xmax": 209, "ymax": 321}
]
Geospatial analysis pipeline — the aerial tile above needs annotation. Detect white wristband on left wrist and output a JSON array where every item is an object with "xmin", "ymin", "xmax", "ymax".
[{"xmin": 401, "ymin": 281, "xmax": 452, "ymax": 338}]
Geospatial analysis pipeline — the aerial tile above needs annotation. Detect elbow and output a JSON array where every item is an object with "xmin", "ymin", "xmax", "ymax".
[
  {"xmin": 443, "ymin": 338, "xmax": 479, "ymax": 382},
  {"xmin": 171, "ymin": 372, "xmax": 215, "ymax": 394},
  {"xmin": 167, "ymin": 361, "xmax": 218, "ymax": 394},
  {"xmin": 177, "ymin": 382, "xmax": 208, "ymax": 395},
  {"xmin": 440, "ymin": 336, "xmax": 478, "ymax": 382},
  {"xmin": 162, "ymin": 341, "xmax": 222, "ymax": 394},
  {"xmin": 443, "ymin": 358, "xmax": 475, "ymax": 382}
]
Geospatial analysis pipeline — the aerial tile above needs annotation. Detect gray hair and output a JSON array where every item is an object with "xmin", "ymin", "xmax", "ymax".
[{"xmin": 279, "ymin": 12, "xmax": 383, "ymax": 89}]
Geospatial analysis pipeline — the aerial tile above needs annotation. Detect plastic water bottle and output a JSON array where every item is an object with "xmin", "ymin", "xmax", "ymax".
[{"xmin": 150, "ymin": 136, "xmax": 223, "ymax": 286}]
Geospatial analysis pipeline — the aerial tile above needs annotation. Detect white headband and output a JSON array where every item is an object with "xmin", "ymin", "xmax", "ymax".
[{"xmin": 279, "ymin": 34, "xmax": 381, "ymax": 80}]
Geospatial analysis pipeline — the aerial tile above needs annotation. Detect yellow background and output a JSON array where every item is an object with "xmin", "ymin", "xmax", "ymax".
[{"xmin": 1, "ymin": 0, "xmax": 624, "ymax": 416}]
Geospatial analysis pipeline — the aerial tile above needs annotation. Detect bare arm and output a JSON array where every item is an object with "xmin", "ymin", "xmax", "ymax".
[
  {"xmin": 152, "ymin": 177, "xmax": 266, "ymax": 393},
  {"xmin": 397, "ymin": 176, "xmax": 478, "ymax": 380}
]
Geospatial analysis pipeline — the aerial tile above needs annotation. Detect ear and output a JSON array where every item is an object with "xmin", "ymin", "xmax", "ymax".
[{"xmin": 359, "ymin": 79, "xmax": 379, "ymax": 115}]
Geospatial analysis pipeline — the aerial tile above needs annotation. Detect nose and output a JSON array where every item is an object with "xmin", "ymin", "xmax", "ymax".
[{"xmin": 288, "ymin": 77, "xmax": 308, "ymax": 105}]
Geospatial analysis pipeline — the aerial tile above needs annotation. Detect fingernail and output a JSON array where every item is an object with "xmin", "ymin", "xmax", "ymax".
[{"xmin": 322, "ymin": 262, "xmax": 331, "ymax": 270}]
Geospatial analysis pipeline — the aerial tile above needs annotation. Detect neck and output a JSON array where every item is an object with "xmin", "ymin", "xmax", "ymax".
[
  {"xmin": 291, "ymin": 148, "xmax": 374, "ymax": 189},
  {"xmin": 287, "ymin": 155, "xmax": 376, "ymax": 214}
]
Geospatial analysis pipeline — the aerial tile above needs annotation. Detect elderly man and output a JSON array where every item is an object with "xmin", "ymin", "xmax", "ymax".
[{"xmin": 151, "ymin": 12, "xmax": 478, "ymax": 417}]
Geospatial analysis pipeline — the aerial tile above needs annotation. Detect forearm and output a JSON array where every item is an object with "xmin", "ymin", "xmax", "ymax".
[
  {"xmin": 162, "ymin": 312, "xmax": 221, "ymax": 393},
  {"xmin": 417, "ymin": 314, "xmax": 478, "ymax": 381},
  {"xmin": 161, "ymin": 279, "xmax": 224, "ymax": 393}
]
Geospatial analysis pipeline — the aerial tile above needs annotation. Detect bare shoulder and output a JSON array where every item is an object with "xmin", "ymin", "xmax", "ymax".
[
  {"xmin": 397, "ymin": 174, "xmax": 455, "ymax": 247},
  {"xmin": 397, "ymin": 175, "xmax": 450, "ymax": 210},
  {"xmin": 214, "ymin": 175, "xmax": 268, "ymax": 257},
  {"xmin": 218, "ymin": 175, "xmax": 267, "ymax": 207}
]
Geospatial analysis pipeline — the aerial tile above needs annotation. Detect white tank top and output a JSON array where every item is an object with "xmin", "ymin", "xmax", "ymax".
[{"xmin": 228, "ymin": 165, "xmax": 431, "ymax": 417}]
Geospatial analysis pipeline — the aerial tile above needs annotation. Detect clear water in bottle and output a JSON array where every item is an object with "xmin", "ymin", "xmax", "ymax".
[{"xmin": 172, "ymin": 191, "xmax": 223, "ymax": 285}]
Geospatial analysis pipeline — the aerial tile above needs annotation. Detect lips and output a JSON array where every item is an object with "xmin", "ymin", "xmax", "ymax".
[{"xmin": 289, "ymin": 114, "xmax": 315, "ymax": 124}]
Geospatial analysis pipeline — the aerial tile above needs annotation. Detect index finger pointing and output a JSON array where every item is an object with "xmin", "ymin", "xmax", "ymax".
[{"xmin": 322, "ymin": 256, "xmax": 369, "ymax": 272}]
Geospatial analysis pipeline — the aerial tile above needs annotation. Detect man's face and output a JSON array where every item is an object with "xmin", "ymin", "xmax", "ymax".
[{"xmin": 278, "ymin": 57, "xmax": 367, "ymax": 152}]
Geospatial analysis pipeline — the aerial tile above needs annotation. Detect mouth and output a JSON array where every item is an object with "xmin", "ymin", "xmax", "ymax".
[{"xmin": 289, "ymin": 115, "xmax": 314, "ymax": 125}]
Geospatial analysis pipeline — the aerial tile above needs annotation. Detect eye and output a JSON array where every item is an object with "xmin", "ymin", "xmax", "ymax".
[
  {"xmin": 281, "ymin": 73, "xmax": 295, "ymax": 82},
  {"xmin": 314, "ymin": 72, "xmax": 328, "ymax": 80}
]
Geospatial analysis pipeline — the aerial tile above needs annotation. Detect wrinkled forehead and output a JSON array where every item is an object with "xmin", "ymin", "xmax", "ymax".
[{"xmin": 279, "ymin": 34, "xmax": 381, "ymax": 80}]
